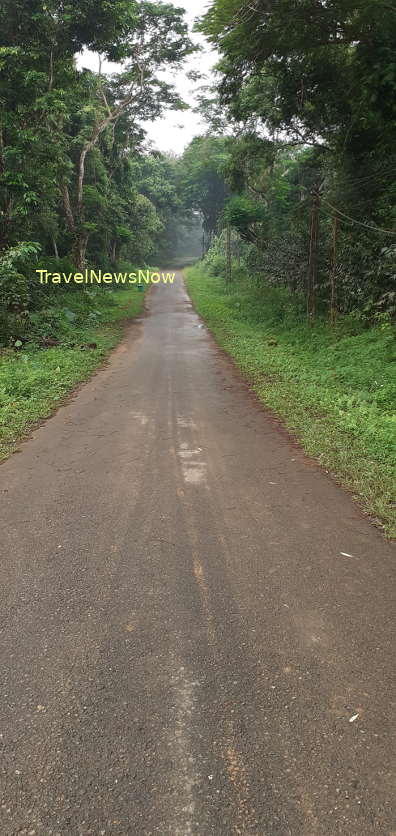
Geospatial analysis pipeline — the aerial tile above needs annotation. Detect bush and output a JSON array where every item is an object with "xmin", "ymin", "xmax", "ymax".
[
  {"xmin": 205, "ymin": 252, "xmax": 227, "ymax": 276},
  {"xmin": 0, "ymin": 242, "xmax": 42, "ymax": 345},
  {"xmin": 0, "ymin": 242, "xmax": 41, "ymax": 313}
]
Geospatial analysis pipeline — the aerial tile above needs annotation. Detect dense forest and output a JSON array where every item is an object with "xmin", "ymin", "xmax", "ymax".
[
  {"xmin": 0, "ymin": 0, "xmax": 199, "ymax": 345},
  {"xmin": 1, "ymin": 0, "xmax": 396, "ymax": 343},
  {"xmin": 191, "ymin": 0, "xmax": 396, "ymax": 322},
  {"xmin": 0, "ymin": 0, "xmax": 395, "ymax": 532}
]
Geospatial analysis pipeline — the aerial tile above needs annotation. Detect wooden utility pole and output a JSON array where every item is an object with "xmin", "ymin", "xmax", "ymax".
[
  {"xmin": 236, "ymin": 234, "xmax": 241, "ymax": 268},
  {"xmin": 307, "ymin": 189, "xmax": 320, "ymax": 323},
  {"xmin": 225, "ymin": 223, "xmax": 232, "ymax": 284},
  {"xmin": 330, "ymin": 214, "xmax": 339, "ymax": 327}
]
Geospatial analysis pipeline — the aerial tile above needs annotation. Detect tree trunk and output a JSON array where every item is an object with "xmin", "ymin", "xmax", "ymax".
[
  {"xmin": 61, "ymin": 184, "xmax": 75, "ymax": 233},
  {"xmin": 73, "ymin": 232, "xmax": 88, "ymax": 271},
  {"xmin": 307, "ymin": 190, "xmax": 320, "ymax": 323},
  {"xmin": 77, "ymin": 147, "xmax": 89, "ymax": 215},
  {"xmin": 225, "ymin": 223, "xmax": 232, "ymax": 284},
  {"xmin": 61, "ymin": 80, "xmax": 143, "ymax": 270},
  {"xmin": 330, "ymin": 214, "xmax": 339, "ymax": 326},
  {"xmin": 49, "ymin": 48, "xmax": 54, "ymax": 92},
  {"xmin": 111, "ymin": 239, "xmax": 117, "ymax": 266},
  {"xmin": 236, "ymin": 235, "xmax": 241, "ymax": 269}
]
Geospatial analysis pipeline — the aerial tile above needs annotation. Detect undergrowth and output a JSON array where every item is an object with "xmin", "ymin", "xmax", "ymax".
[
  {"xmin": 0, "ymin": 286, "xmax": 146, "ymax": 460},
  {"xmin": 185, "ymin": 264, "xmax": 396, "ymax": 538}
]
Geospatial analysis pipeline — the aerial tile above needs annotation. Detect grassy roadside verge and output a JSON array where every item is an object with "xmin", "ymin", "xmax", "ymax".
[
  {"xmin": 185, "ymin": 264, "xmax": 396, "ymax": 538},
  {"xmin": 0, "ymin": 287, "xmax": 146, "ymax": 461}
]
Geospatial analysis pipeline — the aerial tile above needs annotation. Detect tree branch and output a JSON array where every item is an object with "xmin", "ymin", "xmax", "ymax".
[
  {"xmin": 61, "ymin": 183, "xmax": 75, "ymax": 231},
  {"xmin": 49, "ymin": 48, "xmax": 54, "ymax": 92},
  {"xmin": 77, "ymin": 80, "xmax": 141, "ymax": 211}
]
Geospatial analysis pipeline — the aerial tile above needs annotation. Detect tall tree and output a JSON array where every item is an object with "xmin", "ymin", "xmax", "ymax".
[
  {"xmin": 0, "ymin": 1, "xmax": 194, "ymax": 266},
  {"xmin": 181, "ymin": 135, "xmax": 230, "ymax": 246}
]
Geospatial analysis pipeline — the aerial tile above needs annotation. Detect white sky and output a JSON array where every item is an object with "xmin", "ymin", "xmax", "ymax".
[{"xmin": 78, "ymin": 0, "xmax": 217, "ymax": 156}]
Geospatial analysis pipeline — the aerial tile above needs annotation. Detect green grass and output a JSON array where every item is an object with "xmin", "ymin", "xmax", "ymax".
[
  {"xmin": 0, "ymin": 287, "xmax": 146, "ymax": 461},
  {"xmin": 185, "ymin": 264, "xmax": 396, "ymax": 538}
]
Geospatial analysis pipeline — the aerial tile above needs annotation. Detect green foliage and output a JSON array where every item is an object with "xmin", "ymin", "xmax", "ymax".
[
  {"xmin": 204, "ymin": 251, "xmax": 227, "ymax": 277},
  {"xmin": 180, "ymin": 136, "xmax": 231, "ymax": 241},
  {"xmin": 201, "ymin": 0, "xmax": 396, "ymax": 153},
  {"xmin": 195, "ymin": 0, "xmax": 396, "ymax": 317},
  {"xmin": 223, "ymin": 194, "xmax": 266, "ymax": 245},
  {"xmin": 0, "ymin": 243, "xmax": 43, "ymax": 344},
  {"xmin": 0, "ymin": 286, "xmax": 146, "ymax": 460},
  {"xmin": 186, "ymin": 264, "xmax": 396, "ymax": 537},
  {"xmin": 0, "ymin": 242, "xmax": 41, "ymax": 311},
  {"xmin": 0, "ymin": 0, "xmax": 195, "ymax": 342}
]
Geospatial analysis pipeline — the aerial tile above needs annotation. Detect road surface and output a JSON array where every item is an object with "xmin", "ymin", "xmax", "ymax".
[{"xmin": 1, "ymin": 273, "xmax": 395, "ymax": 835}]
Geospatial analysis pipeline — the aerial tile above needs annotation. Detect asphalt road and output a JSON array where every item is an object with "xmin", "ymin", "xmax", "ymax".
[{"xmin": 1, "ymin": 273, "xmax": 395, "ymax": 836}]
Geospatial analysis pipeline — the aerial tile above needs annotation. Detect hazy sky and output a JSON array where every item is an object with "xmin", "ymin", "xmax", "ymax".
[
  {"xmin": 79, "ymin": 0, "xmax": 217, "ymax": 156},
  {"xmin": 146, "ymin": 0, "xmax": 217, "ymax": 154}
]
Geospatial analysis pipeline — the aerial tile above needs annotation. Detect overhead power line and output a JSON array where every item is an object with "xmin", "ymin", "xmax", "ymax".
[
  {"xmin": 321, "ymin": 198, "xmax": 396, "ymax": 236},
  {"xmin": 327, "ymin": 163, "xmax": 396, "ymax": 190}
]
